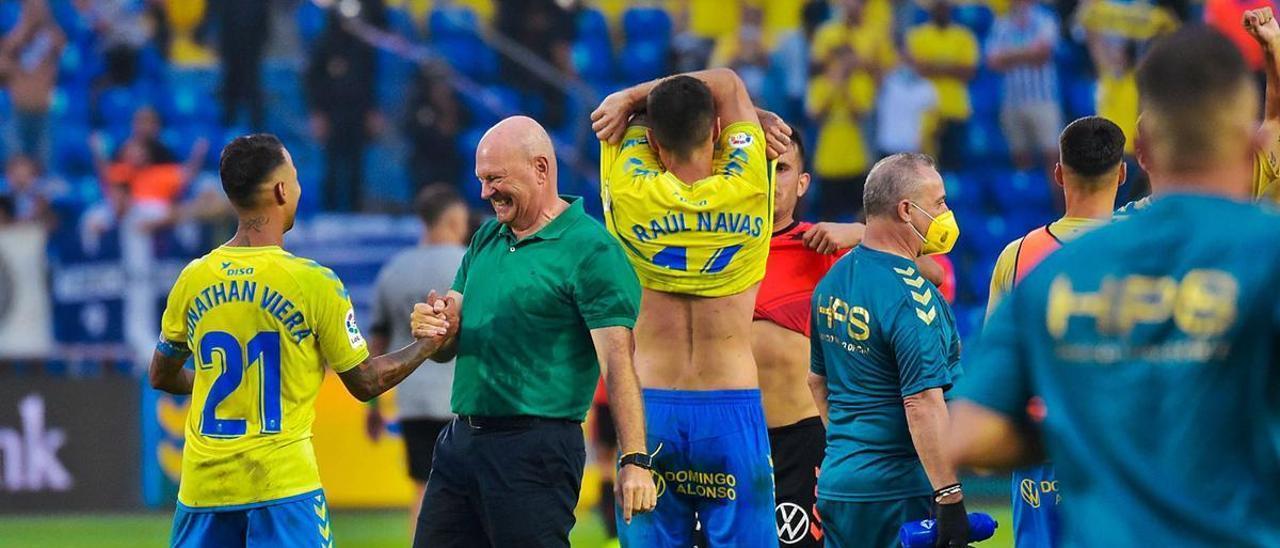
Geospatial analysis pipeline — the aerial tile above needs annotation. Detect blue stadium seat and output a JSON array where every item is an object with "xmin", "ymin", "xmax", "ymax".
[
  {"xmin": 572, "ymin": 39, "xmax": 614, "ymax": 83},
  {"xmin": 137, "ymin": 44, "xmax": 167, "ymax": 84},
  {"xmin": 1055, "ymin": 40, "xmax": 1093, "ymax": 77},
  {"xmin": 969, "ymin": 69, "xmax": 1002, "ymax": 117},
  {"xmin": 1064, "ymin": 78, "xmax": 1097, "ymax": 120},
  {"xmin": 618, "ymin": 40, "xmax": 670, "ymax": 85},
  {"xmin": 943, "ymin": 170, "xmax": 985, "ymax": 216},
  {"xmin": 456, "ymin": 126, "xmax": 488, "ymax": 199},
  {"xmin": 50, "ymin": 85, "xmax": 91, "ymax": 126},
  {"xmin": 952, "ymin": 304, "xmax": 987, "ymax": 340},
  {"xmin": 954, "ymin": 4, "xmax": 995, "ymax": 41},
  {"xmin": 52, "ymin": 124, "xmax": 94, "ymax": 177},
  {"xmin": 166, "ymin": 67, "xmax": 221, "ymax": 97},
  {"xmin": 387, "ymin": 7, "xmax": 420, "ymax": 40},
  {"xmin": 576, "ymin": 8, "xmax": 610, "ymax": 45},
  {"xmin": 377, "ymin": 49, "xmax": 415, "ymax": 111},
  {"xmin": 460, "ymin": 85, "xmax": 520, "ymax": 127},
  {"xmin": 972, "ymin": 214, "xmax": 1015, "ymax": 260},
  {"xmin": 296, "ymin": 0, "xmax": 328, "ymax": 47},
  {"xmin": 429, "ymin": 7, "xmax": 481, "ymax": 41},
  {"xmin": 58, "ymin": 41, "xmax": 105, "ymax": 89},
  {"xmin": 157, "ymin": 81, "xmax": 219, "ymax": 126},
  {"xmin": 95, "ymin": 85, "xmax": 148, "ymax": 131},
  {"xmin": 989, "ymin": 169, "xmax": 1054, "ymax": 222},
  {"xmin": 363, "ymin": 143, "xmax": 409, "ymax": 204},
  {"xmin": 963, "ymin": 118, "xmax": 1010, "ymax": 166},
  {"xmin": 436, "ymin": 37, "xmax": 499, "ymax": 82},
  {"xmin": 49, "ymin": 0, "xmax": 93, "ymax": 43},
  {"xmin": 0, "ymin": 1, "xmax": 20, "ymax": 35},
  {"xmin": 908, "ymin": 4, "xmax": 929, "ymax": 26},
  {"xmin": 621, "ymin": 7, "xmax": 672, "ymax": 45}
]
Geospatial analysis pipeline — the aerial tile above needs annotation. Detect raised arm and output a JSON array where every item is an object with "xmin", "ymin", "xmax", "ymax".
[
  {"xmin": 1245, "ymin": 8, "xmax": 1280, "ymax": 148},
  {"xmin": 592, "ymin": 68, "xmax": 759, "ymax": 144}
]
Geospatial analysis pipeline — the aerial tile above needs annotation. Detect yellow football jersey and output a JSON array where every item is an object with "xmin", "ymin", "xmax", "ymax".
[
  {"xmin": 159, "ymin": 245, "xmax": 369, "ymax": 508},
  {"xmin": 1253, "ymin": 148, "xmax": 1280, "ymax": 205},
  {"xmin": 600, "ymin": 122, "xmax": 774, "ymax": 297},
  {"xmin": 986, "ymin": 217, "xmax": 1102, "ymax": 315}
]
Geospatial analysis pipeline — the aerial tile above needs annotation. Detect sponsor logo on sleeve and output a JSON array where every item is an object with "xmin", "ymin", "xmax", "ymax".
[
  {"xmin": 345, "ymin": 308, "xmax": 365, "ymax": 349},
  {"xmin": 728, "ymin": 132, "xmax": 754, "ymax": 149}
]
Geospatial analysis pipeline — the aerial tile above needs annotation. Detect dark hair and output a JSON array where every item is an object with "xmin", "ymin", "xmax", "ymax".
[
  {"xmin": 414, "ymin": 183, "xmax": 465, "ymax": 228},
  {"xmin": 1136, "ymin": 26, "xmax": 1251, "ymax": 168},
  {"xmin": 219, "ymin": 134, "xmax": 287, "ymax": 209},
  {"xmin": 786, "ymin": 123, "xmax": 806, "ymax": 170},
  {"xmin": 646, "ymin": 76, "xmax": 716, "ymax": 160},
  {"xmin": 1059, "ymin": 116, "xmax": 1125, "ymax": 178}
]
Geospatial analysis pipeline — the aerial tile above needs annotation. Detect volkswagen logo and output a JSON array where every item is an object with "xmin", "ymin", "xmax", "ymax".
[{"xmin": 775, "ymin": 502, "xmax": 810, "ymax": 545}]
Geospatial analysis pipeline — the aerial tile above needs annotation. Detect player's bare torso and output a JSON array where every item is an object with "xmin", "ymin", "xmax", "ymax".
[
  {"xmin": 634, "ymin": 287, "xmax": 761, "ymax": 390},
  {"xmin": 752, "ymin": 320, "xmax": 818, "ymax": 427}
]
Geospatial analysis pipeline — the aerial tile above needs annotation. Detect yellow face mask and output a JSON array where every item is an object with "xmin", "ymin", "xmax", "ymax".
[{"xmin": 909, "ymin": 202, "xmax": 960, "ymax": 255}]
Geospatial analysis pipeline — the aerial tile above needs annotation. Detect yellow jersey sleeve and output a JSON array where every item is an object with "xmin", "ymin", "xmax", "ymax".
[
  {"xmin": 986, "ymin": 238, "xmax": 1021, "ymax": 318},
  {"xmin": 1253, "ymin": 149, "xmax": 1280, "ymax": 205},
  {"xmin": 307, "ymin": 268, "xmax": 370, "ymax": 373},
  {"xmin": 600, "ymin": 125, "xmax": 663, "ymax": 189},
  {"xmin": 159, "ymin": 260, "xmax": 199, "ymax": 346},
  {"xmin": 712, "ymin": 121, "xmax": 771, "ymax": 191}
]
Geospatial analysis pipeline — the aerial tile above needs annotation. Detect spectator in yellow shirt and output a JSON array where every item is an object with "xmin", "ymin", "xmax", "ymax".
[
  {"xmin": 1091, "ymin": 39, "xmax": 1142, "ymax": 200},
  {"xmin": 906, "ymin": 0, "xmax": 980, "ymax": 169},
  {"xmin": 710, "ymin": 4, "xmax": 769, "ymax": 101},
  {"xmin": 808, "ymin": 44, "xmax": 873, "ymax": 220},
  {"xmin": 811, "ymin": 0, "xmax": 898, "ymax": 114}
]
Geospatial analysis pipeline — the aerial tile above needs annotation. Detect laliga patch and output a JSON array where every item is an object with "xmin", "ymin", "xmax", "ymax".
[
  {"xmin": 345, "ymin": 308, "xmax": 365, "ymax": 349},
  {"xmin": 728, "ymin": 132, "xmax": 753, "ymax": 149}
]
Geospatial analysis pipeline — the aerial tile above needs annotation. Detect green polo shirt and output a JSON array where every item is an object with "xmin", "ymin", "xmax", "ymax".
[{"xmin": 449, "ymin": 196, "xmax": 641, "ymax": 421}]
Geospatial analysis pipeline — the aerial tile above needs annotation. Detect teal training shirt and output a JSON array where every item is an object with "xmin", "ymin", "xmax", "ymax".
[
  {"xmin": 811, "ymin": 246, "xmax": 962, "ymax": 502},
  {"xmin": 958, "ymin": 194, "xmax": 1280, "ymax": 548}
]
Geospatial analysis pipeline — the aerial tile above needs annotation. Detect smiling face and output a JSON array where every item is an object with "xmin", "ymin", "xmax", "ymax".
[{"xmin": 473, "ymin": 118, "xmax": 556, "ymax": 231}]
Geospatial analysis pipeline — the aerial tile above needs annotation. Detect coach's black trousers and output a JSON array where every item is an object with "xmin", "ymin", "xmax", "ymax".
[{"xmin": 413, "ymin": 416, "xmax": 585, "ymax": 548}]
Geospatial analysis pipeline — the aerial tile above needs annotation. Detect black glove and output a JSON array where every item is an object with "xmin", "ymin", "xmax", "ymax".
[{"xmin": 934, "ymin": 485, "xmax": 969, "ymax": 547}]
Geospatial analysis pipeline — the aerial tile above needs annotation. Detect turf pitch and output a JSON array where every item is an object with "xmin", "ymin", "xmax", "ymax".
[{"xmin": 0, "ymin": 504, "xmax": 1014, "ymax": 547}]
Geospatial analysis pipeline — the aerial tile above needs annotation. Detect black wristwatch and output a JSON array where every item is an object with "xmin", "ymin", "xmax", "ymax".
[{"xmin": 618, "ymin": 451, "xmax": 654, "ymax": 470}]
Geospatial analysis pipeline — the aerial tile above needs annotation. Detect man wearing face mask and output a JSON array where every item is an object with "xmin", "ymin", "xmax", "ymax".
[{"xmin": 807, "ymin": 153, "xmax": 967, "ymax": 548}]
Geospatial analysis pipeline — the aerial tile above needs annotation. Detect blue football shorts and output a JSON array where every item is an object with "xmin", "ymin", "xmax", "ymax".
[
  {"xmin": 617, "ymin": 389, "xmax": 775, "ymax": 547},
  {"xmin": 171, "ymin": 489, "xmax": 333, "ymax": 548}
]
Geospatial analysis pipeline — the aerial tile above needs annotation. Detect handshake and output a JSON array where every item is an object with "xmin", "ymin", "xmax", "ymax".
[{"xmin": 411, "ymin": 290, "xmax": 461, "ymax": 345}]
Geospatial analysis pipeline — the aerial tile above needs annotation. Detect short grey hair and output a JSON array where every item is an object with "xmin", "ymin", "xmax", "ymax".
[{"xmin": 862, "ymin": 153, "xmax": 936, "ymax": 218}]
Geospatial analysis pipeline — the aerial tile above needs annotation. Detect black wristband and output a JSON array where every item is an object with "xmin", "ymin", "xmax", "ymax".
[{"xmin": 933, "ymin": 483, "xmax": 963, "ymax": 504}]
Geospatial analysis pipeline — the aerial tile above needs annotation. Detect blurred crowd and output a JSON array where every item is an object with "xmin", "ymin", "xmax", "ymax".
[{"xmin": 0, "ymin": 0, "xmax": 1261, "ymax": 323}]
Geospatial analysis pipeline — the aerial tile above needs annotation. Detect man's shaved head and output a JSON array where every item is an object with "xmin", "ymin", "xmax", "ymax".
[
  {"xmin": 478, "ymin": 115, "xmax": 557, "ymax": 167},
  {"xmin": 475, "ymin": 116, "xmax": 559, "ymax": 230}
]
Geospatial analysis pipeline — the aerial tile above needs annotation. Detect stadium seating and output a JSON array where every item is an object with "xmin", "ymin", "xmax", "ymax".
[{"xmin": 620, "ymin": 7, "xmax": 672, "ymax": 45}]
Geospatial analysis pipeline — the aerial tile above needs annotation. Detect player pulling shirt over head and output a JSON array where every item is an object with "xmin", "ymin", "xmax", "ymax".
[
  {"xmin": 593, "ymin": 68, "xmax": 788, "ymax": 547},
  {"xmin": 149, "ymin": 134, "xmax": 453, "ymax": 548}
]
